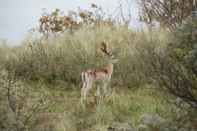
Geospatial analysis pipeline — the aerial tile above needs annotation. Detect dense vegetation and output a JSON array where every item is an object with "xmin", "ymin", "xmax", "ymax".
[
  {"xmin": 139, "ymin": 0, "xmax": 195, "ymax": 29},
  {"xmin": 0, "ymin": 1, "xmax": 197, "ymax": 131}
]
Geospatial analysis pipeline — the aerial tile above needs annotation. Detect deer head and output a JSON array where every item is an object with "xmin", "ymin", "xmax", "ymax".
[{"xmin": 100, "ymin": 41, "xmax": 118, "ymax": 63}]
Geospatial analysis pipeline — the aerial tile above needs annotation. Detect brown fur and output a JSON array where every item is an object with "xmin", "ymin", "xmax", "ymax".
[{"xmin": 80, "ymin": 41, "xmax": 115, "ymax": 105}]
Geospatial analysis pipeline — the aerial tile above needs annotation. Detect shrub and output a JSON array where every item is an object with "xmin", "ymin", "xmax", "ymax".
[
  {"xmin": 135, "ymin": 20, "xmax": 197, "ymax": 109},
  {"xmin": 4, "ymin": 26, "xmax": 168, "ymax": 89}
]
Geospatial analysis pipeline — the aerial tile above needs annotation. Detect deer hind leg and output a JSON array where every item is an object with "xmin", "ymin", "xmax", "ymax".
[
  {"xmin": 81, "ymin": 72, "xmax": 92, "ymax": 104},
  {"xmin": 83, "ymin": 76, "xmax": 92, "ymax": 101},
  {"xmin": 102, "ymin": 78, "xmax": 111, "ymax": 98},
  {"xmin": 96, "ymin": 85, "xmax": 101, "ymax": 104},
  {"xmin": 81, "ymin": 72, "xmax": 87, "ymax": 104}
]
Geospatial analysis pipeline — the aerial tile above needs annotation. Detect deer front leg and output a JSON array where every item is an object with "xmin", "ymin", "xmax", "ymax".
[
  {"xmin": 81, "ymin": 72, "xmax": 88, "ymax": 105},
  {"xmin": 103, "ymin": 77, "xmax": 111, "ymax": 98},
  {"xmin": 96, "ymin": 85, "xmax": 101, "ymax": 104}
]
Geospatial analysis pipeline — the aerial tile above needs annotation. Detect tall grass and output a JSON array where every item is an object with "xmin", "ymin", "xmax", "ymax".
[{"xmin": 2, "ymin": 25, "xmax": 170, "ymax": 89}]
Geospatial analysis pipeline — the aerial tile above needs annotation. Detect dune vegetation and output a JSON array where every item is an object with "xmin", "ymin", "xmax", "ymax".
[{"xmin": 0, "ymin": 1, "xmax": 197, "ymax": 131}]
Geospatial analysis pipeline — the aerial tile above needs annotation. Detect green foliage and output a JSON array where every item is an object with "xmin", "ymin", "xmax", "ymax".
[
  {"xmin": 25, "ymin": 85, "xmax": 174, "ymax": 131},
  {"xmin": 172, "ymin": 20, "xmax": 197, "ymax": 74},
  {"xmin": 2, "ymin": 26, "xmax": 169, "ymax": 89},
  {"xmin": 0, "ymin": 70, "xmax": 53, "ymax": 131},
  {"xmin": 135, "ymin": 20, "xmax": 197, "ymax": 108}
]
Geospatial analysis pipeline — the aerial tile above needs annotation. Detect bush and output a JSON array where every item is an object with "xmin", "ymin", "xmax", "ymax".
[
  {"xmin": 3, "ymin": 26, "xmax": 169, "ymax": 89},
  {"xmin": 0, "ymin": 69, "xmax": 52, "ymax": 131},
  {"xmin": 135, "ymin": 20, "xmax": 197, "ymax": 109}
]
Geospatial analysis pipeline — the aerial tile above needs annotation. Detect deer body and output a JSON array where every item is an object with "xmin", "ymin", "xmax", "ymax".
[
  {"xmin": 80, "ymin": 41, "xmax": 117, "ymax": 104},
  {"xmin": 84, "ymin": 63, "xmax": 113, "ymax": 81},
  {"xmin": 81, "ymin": 63, "xmax": 114, "ymax": 104}
]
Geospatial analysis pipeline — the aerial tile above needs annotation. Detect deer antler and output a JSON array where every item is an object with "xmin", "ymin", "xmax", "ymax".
[{"xmin": 100, "ymin": 41, "xmax": 112, "ymax": 57}]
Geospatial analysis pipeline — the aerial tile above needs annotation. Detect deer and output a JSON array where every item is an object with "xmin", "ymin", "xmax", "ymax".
[{"xmin": 81, "ymin": 41, "xmax": 118, "ymax": 105}]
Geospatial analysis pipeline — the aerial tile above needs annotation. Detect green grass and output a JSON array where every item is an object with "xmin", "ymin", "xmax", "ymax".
[{"xmin": 25, "ymin": 82, "xmax": 173, "ymax": 131}]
